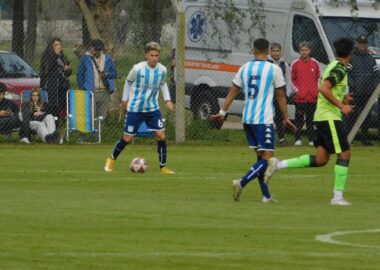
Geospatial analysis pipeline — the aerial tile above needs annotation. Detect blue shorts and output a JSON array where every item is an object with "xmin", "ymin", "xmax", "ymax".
[
  {"xmin": 243, "ymin": 124, "xmax": 275, "ymax": 151},
  {"xmin": 124, "ymin": 111, "xmax": 165, "ymax": 136}
]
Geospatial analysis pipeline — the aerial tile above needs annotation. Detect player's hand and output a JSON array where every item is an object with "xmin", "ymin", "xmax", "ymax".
[
  {"xmin": 209, "ymin": 114, "xmax": 225, "ymax": 122},
  {"xmin": 340, "ymin": 104, "xmax": 354, "ymax": 116},
  {"xmin": 120, "ymin": 100, "xmax": 128, "ymax": 111},
  {"xmin": 343, "ymin": 93, "xmax": 353, "ymax": 105},
  {"xmin": 165, "ymin": 100, "xmax": 174, "ymax": 112},
  {"xmin": 283, "ymin": 118, "xmax": 297, "ymax": 133}
]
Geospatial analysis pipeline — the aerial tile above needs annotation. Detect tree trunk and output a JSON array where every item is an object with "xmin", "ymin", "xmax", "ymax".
[
  {"xmin": 12, "ymin": 0, "xmax": 24, "ymax": 58},
  {"xmin": 24, "ymin": 0, "xmax": 37, "ymax": 63}
]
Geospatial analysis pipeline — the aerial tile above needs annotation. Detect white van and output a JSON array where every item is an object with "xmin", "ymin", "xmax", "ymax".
[{"xmin": 173, "ymin": 0, "xmax": 380, "ymax": 128}]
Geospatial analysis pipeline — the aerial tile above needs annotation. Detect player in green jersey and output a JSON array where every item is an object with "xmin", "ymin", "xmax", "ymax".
[{"xmin": 264, "ymin": 38, "xmax": 355, "ymax": 206}]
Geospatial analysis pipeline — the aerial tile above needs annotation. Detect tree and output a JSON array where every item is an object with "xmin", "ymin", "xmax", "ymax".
[
  {"xmin": 12, "ymin": 0, "xmax": 24, "ymax": 58},
  {"xmin": 24, "ymin": 0, "xmax": 38, "ymax": 63}
]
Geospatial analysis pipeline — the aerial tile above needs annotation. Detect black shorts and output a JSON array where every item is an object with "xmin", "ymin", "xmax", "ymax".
[{"xmin": 314, "ymin": 120, "xmax": 349, "ymax": 154}]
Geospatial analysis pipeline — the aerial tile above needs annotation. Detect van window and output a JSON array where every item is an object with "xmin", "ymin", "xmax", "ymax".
[{"xmin": 292, "ymin": 15, "xmax": 329, "ymax": 64}]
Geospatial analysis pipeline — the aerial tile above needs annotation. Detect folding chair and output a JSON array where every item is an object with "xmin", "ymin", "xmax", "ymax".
[
  {"xmin": 21, "ymin": 89, "xmax": 49, "ymax": 104},
  {"xmin": 66, "ymin": 90, "xmax": 102, "ymax": 143}
]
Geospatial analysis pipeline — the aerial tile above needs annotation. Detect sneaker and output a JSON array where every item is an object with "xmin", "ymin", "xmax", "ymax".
[
  {"xmin": 262, "ymin": 196, "xmax": 277, "ymax": 203},
  {"xmin": 308, "ymin": 141, "xmax": 314, "ymax": 146},
  {"xmin": 20, "ymin": 137, "xmax": 31, "ymax": 144},
  {"xmin": 232, "ymin": 179, "xmax": 243, "ymax": 201},
  {"xmin": 294, "ymin": 140, "xmax": 302, "ymax": 146},
  {"xmin": 278, "ymin": 138, "xmax": 287, "ymax": 146},
  {"xmin": 330, "ymin": 198, "xmax": 352, "ymax": 206},
  {"xmin": 160, "ymin": 167, "xmax": 175, "ymax": 174},
  {"xmin": 264, "ymin": 157, "xmax": 279, "ymax": 183},
  {"xmin": 104, "ymin": 157, "xmax": 116, "ymax": 172}
]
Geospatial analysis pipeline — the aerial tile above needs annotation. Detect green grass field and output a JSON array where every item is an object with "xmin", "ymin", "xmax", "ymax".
[{"xmin": 1, "ymin": 144, "xmax": 379, "ymax": 269}]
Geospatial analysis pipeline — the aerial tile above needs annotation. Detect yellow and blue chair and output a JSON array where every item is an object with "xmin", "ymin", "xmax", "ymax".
[{"xmin": 66, "ymin": 90, "xmax": 102, "ymax": 143}]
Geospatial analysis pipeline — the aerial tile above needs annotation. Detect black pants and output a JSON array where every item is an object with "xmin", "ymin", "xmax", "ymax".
[
  {"xmin": 294, "ymin": 102, "xmax": 316, "ymax": 141},
  {"xmin": 274, "ymin": 100, "xmax": 285, "ymax": 140},
  {"xmin": 0, "ymin": 115, "xmax": 29, "ymax": 139}
]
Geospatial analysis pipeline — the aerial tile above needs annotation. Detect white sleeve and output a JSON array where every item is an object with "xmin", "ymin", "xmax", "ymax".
[
  {"xmin": 273, "ymin": 65, "xmax": 285, "ymax": 88},
  {"xmin": 122, "ymin": 80, "xmax": 132, "ymax": 101},
  {"xmin": 160, "ymin": 82, "xmax": 171, "ymax": 101},
  {"xmin": 232, "ymin": 65, "xmax": 244, "ymax": 88},
  {"xmin": 126, "ymin": 65, "xmax": 137, "ymax": 82}
]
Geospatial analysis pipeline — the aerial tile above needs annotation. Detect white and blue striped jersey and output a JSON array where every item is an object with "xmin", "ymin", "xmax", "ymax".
[
  {"xmin": 233, "ymin": 60, "xmax": 285, "ymax": 124},
  {"xmin": 126, "ymin": 61, "xmax": 167, "ymax": 112}
]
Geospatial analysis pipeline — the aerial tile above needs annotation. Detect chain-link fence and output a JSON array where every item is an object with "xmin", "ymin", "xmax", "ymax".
[{"xmin": 1, "ymin": 2, "xmax": 379, "ymax": 146}]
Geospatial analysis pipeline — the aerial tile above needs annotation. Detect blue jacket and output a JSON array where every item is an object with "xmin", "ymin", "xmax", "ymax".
[{"xmin": 77, "ymin": 53, "xmax": 117, "ymax": 93}]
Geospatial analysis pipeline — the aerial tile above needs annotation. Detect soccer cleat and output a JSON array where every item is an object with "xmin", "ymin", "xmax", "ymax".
[
  {"xmin": 104, "ymin": 157, "xmax": 116, "ymax": 172},
  {"xmin": 232, "ymin": 179, "xmax": 243, "ymax": 201},
  {"xmin": 264, "ymin": 157, "xmax": 279, "ymax": 183},
  {"xmin": 308, "ymin": 141, "xmax": 314, "ymax": 146},
  {"xmin": 262, "ymin": 196, "xmax": 277, "ymax": 203},
  {"xmin": 330, "ymin": 198, "xmax": 352, "ymax": 206},
  {"xmin": 294, "ymin": 140, "xmax": 302, "ymax": 146},
  {"xmin": 160, "ymin": 167, "xmax": 175, "ymax": 174},
  {"xmin": 20, "ymin": 137, "xmax": 31, "ymax": 144}
]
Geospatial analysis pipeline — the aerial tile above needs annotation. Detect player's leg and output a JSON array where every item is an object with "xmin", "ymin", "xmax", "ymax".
[
  {"xmin": 146, "ymin": 110, "xmax": 174, "ymax": 174},
  {"xmin": 232, "ymin": 124, "xmax": 273, "ymax": 201},
  {"xmin": 330, "ymin": 120, "xmax": 351, "ymax": 205},
  {"xmin": 105, "ymin": 112, "xmax": 139, "ymax": 172},
  {"xmin": 255, "ymin": 152, "xmax": 273, "ymax": 202}
]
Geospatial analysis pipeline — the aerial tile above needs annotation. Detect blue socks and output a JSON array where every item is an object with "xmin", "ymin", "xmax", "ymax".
[
  {"xmin": 157, "ymin": 140, "xmax": 167, "ymax": 168},
  {"xmin": 111, "ymin": 139, "xmax": 128, "ymax": 159},
  {"xmin": 240, "ymin": 159, "xmax": 268, "ymax": 187}
]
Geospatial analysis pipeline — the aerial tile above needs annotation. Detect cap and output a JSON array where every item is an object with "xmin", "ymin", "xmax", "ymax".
[
  {"xmin": 357, "ymin": 35, "xmax": 368, "ymax": 44},
  {"xmin": 90, "ymin": 39, "xmax": 104, "ymax": 51}
]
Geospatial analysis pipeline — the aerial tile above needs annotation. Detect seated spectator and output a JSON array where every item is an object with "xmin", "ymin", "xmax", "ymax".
[
  {"xmin": 21, "ymin": 88, "xmax": 57, "ymax": 143},
  {"xmin": 0, "ymin": 83, "xmax": 30, "ymax": 143}
]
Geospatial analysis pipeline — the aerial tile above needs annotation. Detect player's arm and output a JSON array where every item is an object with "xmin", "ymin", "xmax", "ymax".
[
  {"xmin": 276, "ymin": 87, "xmax": 297, "ymax": 132},
  {"xmin": 319, "ymin": 67, "xmax": 353, "ymax": 116},
  {"xmin": 120, "ymin": 80, "xmax": 132, "ymax": 111},
  {"xmin": 210, "ymin": 83, "xmax": 240, "ymax": 122},
  {"xmin": 160, "ymin": 82, "xmax": 174, "ymax": 112}
]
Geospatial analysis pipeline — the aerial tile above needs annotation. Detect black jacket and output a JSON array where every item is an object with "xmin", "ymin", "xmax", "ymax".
[{"xmin": 348, "ymin": 48, "xmax": 380, "ymax": 97}]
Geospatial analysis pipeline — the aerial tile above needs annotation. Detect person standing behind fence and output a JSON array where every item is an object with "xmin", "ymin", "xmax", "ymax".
[
  {"xmin": 77, "ymin": 39, "xmax": 117, "ymax": 124},
  {"xmin": 104, "ymin": 42, "xmax": 175, "ymax": 174},
  {"xmin": 346, "ymin": 35, "xmax": 380, "ymax": 146},
  {"xmin": 40, "ymin": 37, "xmax": 71, "ymax": 122},
  {"xmin": 290, "ymin": 41, "xmax": 321, "ymax": 146},
  {"xmin": 268, "ymin": 43, "xmax": 291, "ymax": 145}
]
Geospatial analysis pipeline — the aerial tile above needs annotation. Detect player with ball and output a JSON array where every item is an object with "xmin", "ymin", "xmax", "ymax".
[{"xmin": 104, "ymin": 42, "xmax": 175, "ymax": 174}]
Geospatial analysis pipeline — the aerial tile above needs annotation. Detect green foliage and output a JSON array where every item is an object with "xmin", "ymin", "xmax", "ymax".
[{"xmin": 1, "ymin": 144, "xmax": 380, "ymax": 269}]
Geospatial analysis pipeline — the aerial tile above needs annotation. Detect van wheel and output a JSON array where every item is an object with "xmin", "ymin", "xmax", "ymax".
[{"xmin": 192, "ymin": 93, "xmax": 223, "ymax": 129}]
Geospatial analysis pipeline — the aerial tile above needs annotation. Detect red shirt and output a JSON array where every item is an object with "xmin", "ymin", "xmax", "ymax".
[{"xmin": 290, "ymin": 57, "xmax": 320, "ymax": 103}]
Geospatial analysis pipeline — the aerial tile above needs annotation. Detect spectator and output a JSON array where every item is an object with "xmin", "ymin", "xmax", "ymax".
[
  {"xmin": 268, "ymin": 43, "xmax": 291, "ymax": 145},
  {"xmin": 346, "ymin": 35, "xmax": 380, "ymax": 146},
  {"xmin": 40, "ymin": 37, "xmax": 71, "ymax": 121},
  {"xmin": 0, "ymin": 83, "xmax": 30, "ymax": 143},
  {"xmin": 77, "ymin": 39, "xmax": 118, "ymax": 125},
  {"xmin": 290, "ymin": 41, "xmax": 321, "ymax": 146},
  {"xmin": 20, "ymin": 88, "xmax": 57, "ymax": 143}
]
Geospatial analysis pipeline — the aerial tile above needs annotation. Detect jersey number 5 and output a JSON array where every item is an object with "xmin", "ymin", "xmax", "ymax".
[{"xmin": 248, "ymin": 75, "xmax": 261, "ymax": 99}]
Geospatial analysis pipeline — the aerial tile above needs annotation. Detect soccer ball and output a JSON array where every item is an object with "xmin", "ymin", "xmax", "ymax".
[{"xmin": 130, "ymin": 157, "xmax": 148, "ymax": 173}]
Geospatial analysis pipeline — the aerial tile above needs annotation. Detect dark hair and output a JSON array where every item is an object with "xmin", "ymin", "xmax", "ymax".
[
  {"xmin": 333, "ymin": 38, "xmax": 355, "ymax": 57},
  {"xmin": 42, "ymin": 37, "xmax": 62, "ymax": 57},
  {"xmin": 254, "ymin": 38, "xmax": 270, "ymax": 52},
  {"xmin": 270, "ymin": 43, "xmax": 282, "ymax": 50},
  {"xmin": 0, "ymin": 82, "xmax": 6, "ymax": 93},
  {"xmin": 91, "ymin": 39, "xmax": 104, "ymax": 51}
]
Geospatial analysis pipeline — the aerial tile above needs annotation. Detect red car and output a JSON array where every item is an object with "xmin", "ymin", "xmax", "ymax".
[{"xmin": 0, "ymin": 50, "xmax": 40, "ymax": 105}]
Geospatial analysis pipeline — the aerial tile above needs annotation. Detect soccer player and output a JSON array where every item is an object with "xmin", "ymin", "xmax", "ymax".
[
  {"xmin": 104, "ymin": 42, "xmax": 175, "ymax": 174},
  {"xmin": 265, "ymin": 37, "xmax": 355, "ymax": 206},
  {"xmin": 211, "ymin": 38, "xmax": 296, "ymax": 202}
]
